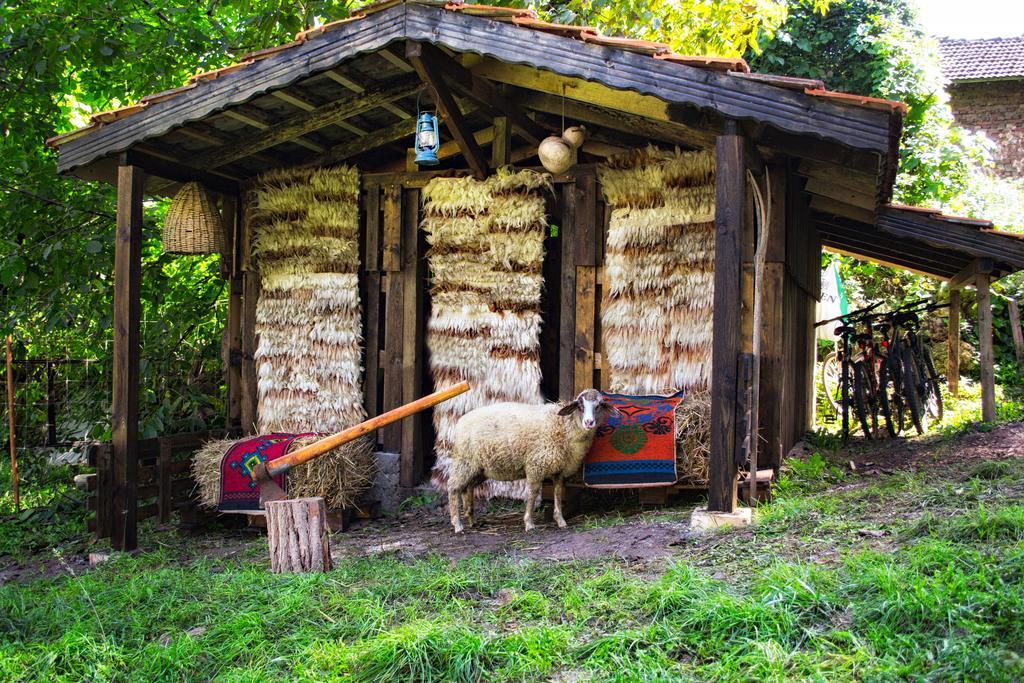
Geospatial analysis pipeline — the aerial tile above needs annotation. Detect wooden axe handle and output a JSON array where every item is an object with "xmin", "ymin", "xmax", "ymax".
[{"xmin": 266, "ymin": 381, "xmax": 470, "ymax": 476}]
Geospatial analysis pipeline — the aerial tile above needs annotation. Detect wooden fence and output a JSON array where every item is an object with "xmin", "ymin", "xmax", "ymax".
[{"xmin": 83, "ymin": 429, "xmax": 236, "ymax": 539}]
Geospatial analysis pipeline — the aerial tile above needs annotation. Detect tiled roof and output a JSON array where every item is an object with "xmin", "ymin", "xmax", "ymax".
[
  {"xmin": 939, "ymin": 36, "xmax": 1024, "ymax": 81},
  {"xmin": 886, "ymin": 203, "xmax": 1024, "ymax": 240},
  {"xmin": 45, "ymin": 0, "xmax": 906, "ymax": 149}
]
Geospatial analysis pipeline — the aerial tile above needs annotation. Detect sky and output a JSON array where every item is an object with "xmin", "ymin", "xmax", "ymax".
[{"xmin": 915, "ymin": 0, "xmax": 1024, "ymax": 38}]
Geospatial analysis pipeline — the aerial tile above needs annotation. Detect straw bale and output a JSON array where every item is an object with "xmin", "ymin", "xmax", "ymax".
[
  {"xmin": 598, "ymin": 146, "xmax": 716, "ymax": 396},
  {"xmin": 248, "ymin": 165, "xmax": 373, "ymax": 508},
  {"xmin": 674, "ymin": 388, "xmax": 711, "ymax": 483},
  {"xmin": 422, "ymin": 168, "xmax": 552, "ymax": 500}
]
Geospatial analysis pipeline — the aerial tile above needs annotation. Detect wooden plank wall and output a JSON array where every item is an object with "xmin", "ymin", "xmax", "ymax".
[
  {"xmin": 361, "ymin": 184, "xmax": 428, "ymax": 488},
  {"xmin": 781, "ymin": 168, "xmax": 821, "ymax": 450}
]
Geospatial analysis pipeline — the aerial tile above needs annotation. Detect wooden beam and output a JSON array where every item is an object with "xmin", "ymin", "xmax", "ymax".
[
  {"xmin": 271, "ymin": 89, "xmax": 368, "ymax": 136},
  {"xmin": 415, "ymin": 44, "xmax": 545, "ymax": 144},
  {"xmin": 491, "ymin": 116, "xmax": 511, "ymax": 168},
  {"xmin": 122, "ymin": 149, "xmax": 239, "ymax": 196},
  {"xmin": 112, "ymin": 161, "xmax": 144, "ymax": 551},
  {"xmin": 197, "ymin": 76, "xmax": 420, "ymax": 169},
  {"xmin": 948, "ymin": 289, "xmax": 961, "ymax": 397},
  {"xmin": 406, "ymin": 41, "xmax": 488, "ymax": 179},
  {"xmin": 709, "ymin": 123, "xmax": 744, "ymax": 513},
  {"xmin": 559, "ymin": 182, "xmax": 577, "ymax": 401},
  {"xmin": 322, "ymin": 69, "xmax": 412, "ymax": 120},
  {"xmin": 481, "ymin": 63, "xmax": 715, "ymax": 149},
  {"xmin": 222, "ymin": 107, "xmax": 325, "ymax": 153},
  {"xmin": 240, "ymin": 194, "xmax": 260, "ymax": 434},
  {"xmin": 305, "ymin": 118, "xmax": 416, "ymax": 169},
  {"xmin": 379, "ymin": 46, "xmax": 415, "ymax": 72},
  {"xmin": 759, "ymin": 163, "xmax": 787, "ymax": 471},
  {"xmin": 400, "ymin": 187, "xmax": 425, "ymax": 487},
  {"xmin": 174, "ymin": 123, "xmax": 280, "ymax": 166},
  {"xmin": 804, "ymin": 177, "xmax": 877, "ymax": 211},
  {"xmin": 977, "ymin": 272, "xmax": 996, "ymax": 422},
  {"xmin": 225, "ymin": 196, "xmax": 242, "ymax": 429},
  {"xmin": 808, "ymin": 195, "xmax": 875, "ymax": 226},
  {"xmin": 1008, "ymin": 298, "xmax": 1024, "ymax": 367},
  {"xmin": 949, "ymin": 258, "xmax": 994, "ymax": 290}
]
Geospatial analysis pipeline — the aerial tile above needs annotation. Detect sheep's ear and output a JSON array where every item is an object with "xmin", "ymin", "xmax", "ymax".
[{"xmin": 557, "ymin": 401, "xmax": 580, "ymax": 416}]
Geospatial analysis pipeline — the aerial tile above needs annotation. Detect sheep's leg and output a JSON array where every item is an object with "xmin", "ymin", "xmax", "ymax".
[
  {"xmin": 553, "ymin": 476, "xmax": 568, "ymax": 529},
  {"xmin": 448, "ymin": 483, "xmax": 464, "ymax": 534},
  {"xmin": 462, "ymin": 488, "xmax": 475, "ymax": 528},
  {"xmin": 523, "ymin": 480, "xmax": 541, "ymax": 532}
]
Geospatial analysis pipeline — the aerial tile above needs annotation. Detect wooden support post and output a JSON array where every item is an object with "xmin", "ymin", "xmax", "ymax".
[
  {"xmin": 491, "ymin": 115, "xmax": 511, "ymax": 168},
  {"xmin": 240, "ymin": 194, "xmax": 259, "ymax": 435},
  {"xmin": 1008, "ymin": 298, "xmax": 1024, "ymax": 366},
  {"xmin": 157, "ymin": 439, "xmax": 172, "ymax": 524},
  {"xmin": 5, "ymin": 335, "xmax": 18, "ymax": 512},
  {"xmin": 948, "ymin": 289, "xmax": 961, "ymax": 397},
  {"xmin": 382, "ymin": 185, "xmax": 404, "ymax": 452},
  {"xmin": 559, "ymin": 181, "xmax": 577, "ymax": 400},
  {"xmin": 112, "ymin": 161, "xmax": 144, "ymax": 552},
  {"xmin": 363, "ymin": 185, "xmax": 382, "ymax": 426},
  {"xmin": 265, "ymin": 497, "xmax": 332, "ymax": 573},
  {"xmin": 758, "ymin": 164, "xmax": 786, "ymax": 471},
  {"xmin": 709, "ymin": 123, "xmax": 744, "ymax": 513},
  {"xmin": 574, "ymin": 173, "xmax": 597, "ymax": 394},
  {"xmin": 407, "ymin": 41, "xmax": 488, "ymax": 179},
  {"xmin": 95, "ymin": 444, "xmax": 112, "ymax": 539},
  {"xmin": 400, "ymin": 188, "xmax": 425, "ymax": 487},
  {"xmin": 977, "ymin": 272, "xmax": 996, "ymax": 422},
  {"xmin": 224, "ymin": 195, "xmax": 242, "ymax": 429}
]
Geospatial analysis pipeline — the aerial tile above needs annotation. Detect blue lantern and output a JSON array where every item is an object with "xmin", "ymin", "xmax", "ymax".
[{"xmin": 414, "ymin": 112, "xmax": 440, "ymax": 166}]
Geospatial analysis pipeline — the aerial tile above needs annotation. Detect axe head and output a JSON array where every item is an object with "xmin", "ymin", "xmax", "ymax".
[{"xmin": 251, "ymin": 461, "xmax": 289, "ymax": 507}]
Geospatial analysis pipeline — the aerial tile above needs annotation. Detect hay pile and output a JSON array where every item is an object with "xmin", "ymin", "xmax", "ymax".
[
  {"xmin": 674, "ymin": 388, "xmax": 711, "ymax": 484},
  {"xmin": 247, "ymin": 166, "xmax": 373, "ymax": 509},
  {"xmin": 191, "ymin": 435, "xmax": 374, "ymax": 510},
  {"xmin": 598, "ymin": 147, "xmax": 716, "ymax": 395},
  {"xmin": 598, "ymin": 147, "xmax": 716, "ymax": 482},
  {"xmin": 422, "ymin": 168, "xmax": 553, "ymax": 499}
]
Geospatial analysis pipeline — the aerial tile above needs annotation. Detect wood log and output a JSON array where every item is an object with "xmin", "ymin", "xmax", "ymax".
[
  {"xmin": 265, "ymin": 497, "xmax": 332, "ymax": 573},
  {"xmin": 948, "ymin": 290, "xmax": 960, "ymax": 396},
  {"xmin": 1008, "ymin": 298, "xmax": 1024, "ymax": 366},
  {"xmin": 977, "ymin": 273, "xmax": 996, "ymax": 422}
]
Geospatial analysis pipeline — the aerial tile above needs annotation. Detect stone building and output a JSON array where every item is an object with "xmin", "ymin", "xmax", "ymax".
[{"xmin": 940, "ymin": 36, "xmax": 1024, "ymax": 179}]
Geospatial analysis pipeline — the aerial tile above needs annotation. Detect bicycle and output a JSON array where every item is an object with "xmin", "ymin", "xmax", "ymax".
[{"xmin": 817, "ymin": 302, "xmax": 884, "ymax": 440}]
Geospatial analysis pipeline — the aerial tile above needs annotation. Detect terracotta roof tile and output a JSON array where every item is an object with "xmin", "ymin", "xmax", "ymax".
[
  {"xmin": 656, "ymin": 52, "xmax": 749, "ymax": 73},
  {"xmin": 44, "ymin": 0, "xmax": 905, "ymax": 151},
  {"xmin": 939, "ymin": 36, "xmax": 1024, "ymax": 81},
  {"xmin": 804, "ymin": 88, "xmax": 908, "ymax": 115}
]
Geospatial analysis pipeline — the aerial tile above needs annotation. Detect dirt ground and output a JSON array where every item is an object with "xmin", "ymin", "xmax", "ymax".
[{"xmin": 3, "ymin": 422, "xmax": 1023, "ymax": 584}]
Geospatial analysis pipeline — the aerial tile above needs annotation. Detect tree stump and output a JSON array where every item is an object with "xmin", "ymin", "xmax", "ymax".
[{"xmin": 264, "ymin": 497, "xmax": 332, "ymax": 573}]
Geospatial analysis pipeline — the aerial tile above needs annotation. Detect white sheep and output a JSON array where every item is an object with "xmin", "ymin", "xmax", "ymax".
[{"xmin": 447, "ymin": 389, "xmax": 618, "ymax": 533}]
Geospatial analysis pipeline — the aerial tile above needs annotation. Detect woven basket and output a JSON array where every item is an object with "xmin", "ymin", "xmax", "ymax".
[{"xmin": 163, "ymin": 182, "xmax": 226, "ymax": 254}]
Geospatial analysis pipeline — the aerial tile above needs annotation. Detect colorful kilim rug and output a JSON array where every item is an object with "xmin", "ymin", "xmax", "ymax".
[
  {"xmin": 583, "ymin": 392, "xmax": 683, "ymax": 488},
  {"xmin": 218, "ymin": 432, "xmax": 314, "ymax": 512}
]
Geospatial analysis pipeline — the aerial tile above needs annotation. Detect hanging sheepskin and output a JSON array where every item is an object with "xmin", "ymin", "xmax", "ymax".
[
  {"xmin": 598, "ymin": 147, "xmax": 716, "ymax": 395},
  {"xmin": 249, "ymin": 166, "xmax": 373, "ymax": 508},
  {"xmin": 422, "ymin": 169, "xmax": 552, "ymax": 499}
]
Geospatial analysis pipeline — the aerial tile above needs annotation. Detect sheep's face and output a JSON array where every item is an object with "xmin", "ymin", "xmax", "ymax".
[{"xmin": 557, "ymin": 389, "xmax": 618, "ymax": 430}]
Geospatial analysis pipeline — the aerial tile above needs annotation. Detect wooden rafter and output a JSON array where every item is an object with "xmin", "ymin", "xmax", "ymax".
[
  {"xmin": 299, "ymin": 118, "xmax": 416, "ymax": 169},
  {"xmin": 323, "ymin": 69, "xmax": 411, "ymax": 120},
  {"xmin": 221, "ymin": 107, "xmax": 324, "ymax": 153},
  {"xmin": 406, "ymin": 41, "xmax": 488, "ymax": 179},
  {"xmin": 949, "ymin": 258, "xmax": 994, "ymax": 290},
  {"xmin": 519, "ymin": 89, "xmax": 712, "ymax": 149},
  {"xmin": 193, "ymin": 75, "xmax": 421, "ymax": 170},
  {"xmin": 270, "ymin": 88, "xmax": 368, "ymax": 135},
  {"xmin": 415, "ymin": 44, "xmax": 545, "ymax": 144}
]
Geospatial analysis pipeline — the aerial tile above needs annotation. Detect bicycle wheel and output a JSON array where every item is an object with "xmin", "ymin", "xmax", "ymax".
[
  {"xmin": 852, "ymin": 361, "xmax": 874, "ymax": 439},
  {"xmin": 878, "ymin": 362, "xmax": 900, "ymax": 437},
  {"xmin": 920, "ymin": 347, "xmax": 944, "ymax": 422},
  {"xmin": 821, "ymin": 352, "xmax": 842, "ymax": 413},
  {"xmin": 901, "ymin": 345, "xmax": 924, "ymax": 435}
]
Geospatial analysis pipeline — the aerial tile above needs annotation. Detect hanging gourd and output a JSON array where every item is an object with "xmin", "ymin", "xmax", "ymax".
[{"xmin": 163, "ymin": 181, "xmax": 226, "ymax": 254}]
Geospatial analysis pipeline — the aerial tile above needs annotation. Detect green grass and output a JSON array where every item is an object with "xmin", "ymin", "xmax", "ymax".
[{"xmin": 2, "ymin": 451, "xmax": 1024, "ymax": 681}]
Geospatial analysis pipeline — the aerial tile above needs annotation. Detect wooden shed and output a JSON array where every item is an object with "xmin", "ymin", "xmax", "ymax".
[{"xmin": 48, "ymin": 0, "xmax": 1024, "ymax": 550}]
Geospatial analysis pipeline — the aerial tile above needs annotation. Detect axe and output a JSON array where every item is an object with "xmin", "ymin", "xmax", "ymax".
[{"xmin": 250, "ymin": 381, "xmax": 469, "ymax": 506}]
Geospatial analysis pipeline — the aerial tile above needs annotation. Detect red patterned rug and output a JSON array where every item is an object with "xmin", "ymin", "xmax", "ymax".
[
  {"xmin": 218, "ymin": 432, "xmax": 314, "ymax": 512},
  {"xmin": 583, "ymin": 392, "xmax": 682, "ymax": 488}
]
